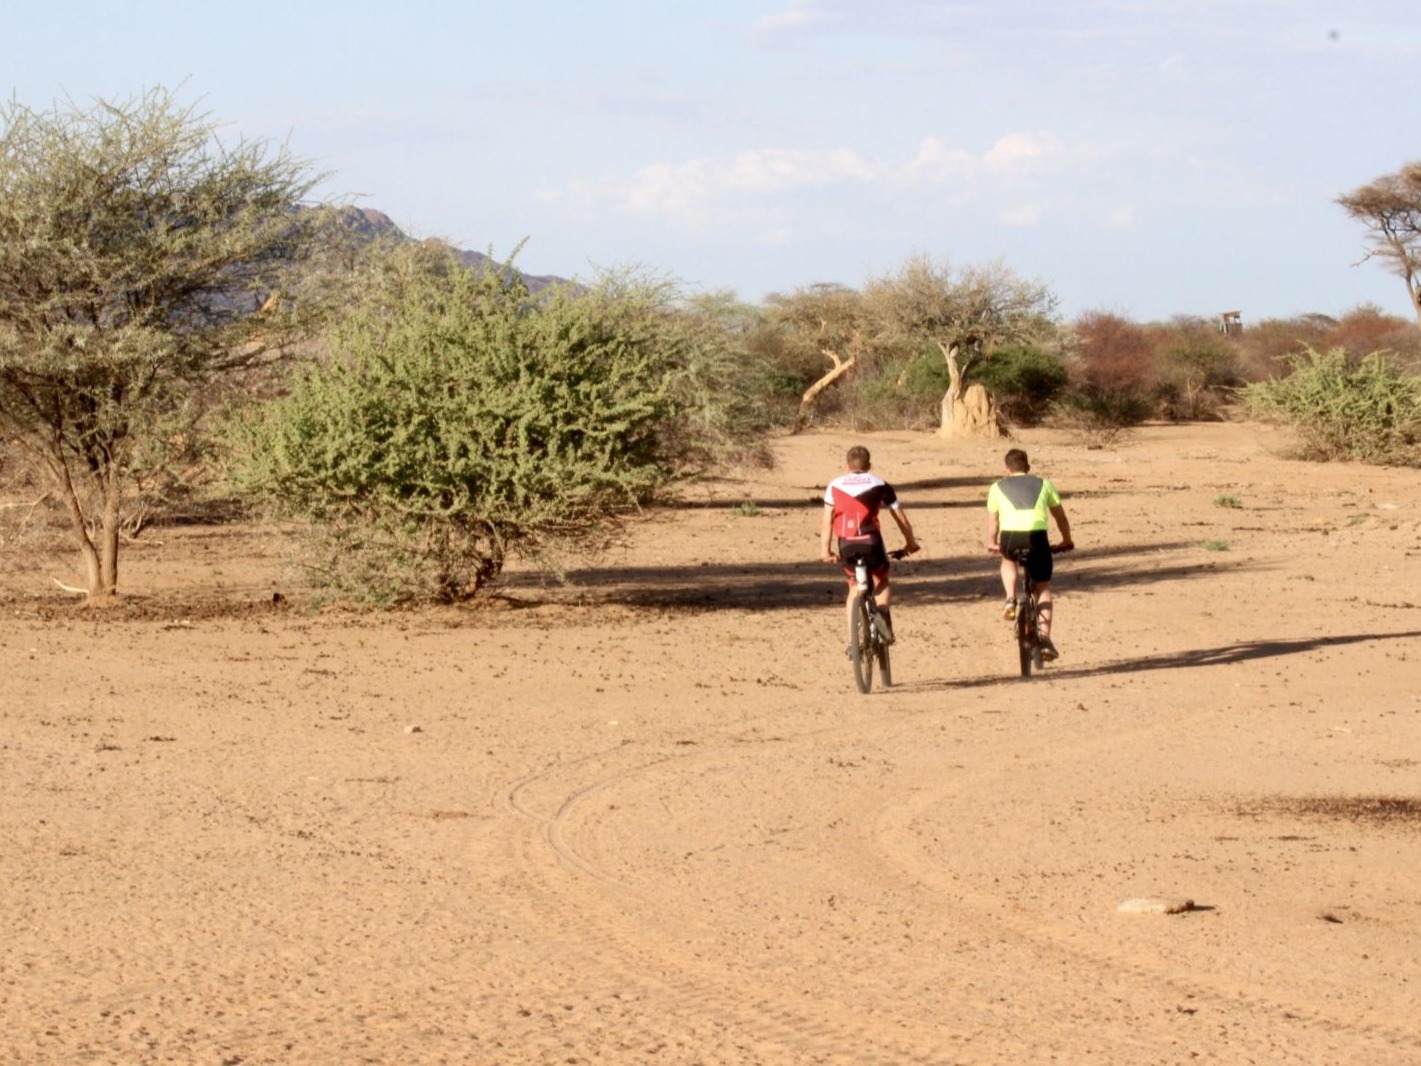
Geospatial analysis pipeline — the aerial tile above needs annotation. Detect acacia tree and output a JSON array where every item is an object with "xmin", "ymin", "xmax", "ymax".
[
  {"xmin": 763, "ymin": 282, "xmax": 870, "ymax": 428},
  {"xmin": 0, "ymin": 88, "xmax": 330, "ymax": 598},
  {"xmin": 1338, "ymin": 162, "xmax": 1421, "ymax": 332},
  {"xmin": 665, "ymin": 289, "xmax": 777, "ymax": 462},
  {"xmin": 863, "ymin": 255, "xmax": 1059, "ymax": 437}
]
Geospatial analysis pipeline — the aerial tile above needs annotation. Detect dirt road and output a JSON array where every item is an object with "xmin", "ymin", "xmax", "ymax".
[{"xmin": 2, "ymin": 423, "xmax": 1419, "ymax": 1064}]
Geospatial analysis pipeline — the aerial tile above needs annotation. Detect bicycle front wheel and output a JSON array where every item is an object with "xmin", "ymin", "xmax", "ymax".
[
  {"xmin": 850, "ymin": 594, "xmax": 874, "ymax": 693},
  {"xmin": 876, "ymin": 629, "xmax": 892, "ymax": 688}
]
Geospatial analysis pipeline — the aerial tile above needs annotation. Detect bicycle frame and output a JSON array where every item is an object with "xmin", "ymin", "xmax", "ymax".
[
  {"xmin": 1008, "ymin": 547, "xmax": 1044, "ymax": 678},
  {"xmin": 840, "ymin": 547, "xmax": 907, "ymax": 694},
  {"xmin": 848, "ymin": 558, "xmax": 890, "ymax": 693},
  {"xmin": 1004, "ymin": 542, "xmax": 1070, "ymax": 678}
]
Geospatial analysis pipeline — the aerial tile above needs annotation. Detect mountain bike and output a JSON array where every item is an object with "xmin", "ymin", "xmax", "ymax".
[
  {"xmin": 1006, "ymin": 543, "xmax": 1071, "ymax": 679},
  {"xmin": 844, "ymin": 547, "xmax": 909, "ymax": 694}
]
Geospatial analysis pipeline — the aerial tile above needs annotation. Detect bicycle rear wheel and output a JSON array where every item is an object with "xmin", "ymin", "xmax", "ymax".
[
  {"xmin": 1016, "ymin": 597, "xmax": 1034, "ymax": 678},
  {"xmin": 850, "ymin": 594, "xmax": 874, "ymax": 693}
]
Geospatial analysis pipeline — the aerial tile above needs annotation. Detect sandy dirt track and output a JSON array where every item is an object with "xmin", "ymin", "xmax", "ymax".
[{"xmin": 2, "ymin": 422, "xmax": 1420, "ymax": 1065}]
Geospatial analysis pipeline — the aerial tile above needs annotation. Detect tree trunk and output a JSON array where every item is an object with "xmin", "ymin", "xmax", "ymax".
[
  {"xmin": 936, "ymin": 342, "xmax": 1005, "ymax": 438},
  {"xmin": 45, "ymin": 446, "xmax": 104, "ymax": 596},
  {"xmin": 795, "ymin": 348, "xmax": 856, "ymax": 430},
  {"xmin": 99, "ymin": 461, "xmax": 121, "ymax": 595}
]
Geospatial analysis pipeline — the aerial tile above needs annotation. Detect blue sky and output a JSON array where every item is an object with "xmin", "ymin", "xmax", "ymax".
[{"xmin": 6, "ymin": 1, "xmax": 1420, "ymax": 322}]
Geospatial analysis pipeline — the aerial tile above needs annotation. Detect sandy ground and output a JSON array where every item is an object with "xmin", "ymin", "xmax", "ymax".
[{"xmin": 2, "ymin": 421, "xmax": 1420, "ymax": 1065}]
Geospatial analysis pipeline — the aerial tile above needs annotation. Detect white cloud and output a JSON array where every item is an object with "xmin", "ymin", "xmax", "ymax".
[
  {"xmin": 983, "ymin": 132, "xmax": 1069, "ymax": 172},
  {"xmin": 725, "ymin": 147, "xmax": 883, "ymax": 191},
  {"xmin": 752, "ymin": 1, "xmax": 830, "ymax": 35},
  {"xmin": 541, "ymin": 130, "xmax": 1114, "ymax": 230},
  {"xmin": 1106, "ymin": 204, "xmax": 1137, "ymax": 229},
  {"xmin": 546, "ymin": 146, "xmax": 887, "ymax": 225},
  {"xmin": 903, "ymin": 136, "xmax": 979, "ymax": 182},
  {"xmin": 904, "ymin": 132, "xmax": 1076, "ymax": 185},
  {"xmin": 1158, "ymin": 52, "xmax": 1188, "ymax": 74}
]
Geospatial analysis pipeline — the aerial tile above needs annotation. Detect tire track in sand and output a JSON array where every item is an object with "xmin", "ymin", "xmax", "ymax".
[
  {"xmin": 495, "ymin": 696, "xmax": 1421, "ymax": 1064},
  {"xmin": 490, "ymin": 733, "xmax": 1187, "ymax": 1065}
]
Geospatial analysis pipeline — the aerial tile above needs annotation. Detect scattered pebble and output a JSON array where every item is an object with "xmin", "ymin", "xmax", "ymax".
[{"xmin": 404, "ymin": 724, "xmax": 423, "ymax": 734}]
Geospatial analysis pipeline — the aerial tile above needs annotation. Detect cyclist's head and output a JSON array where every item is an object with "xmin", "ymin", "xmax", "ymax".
[
  {"xmin": 1004, "ymin": 448, "xmax": 1030, "ymax": 473},
  {"xmin": 846, "ymin": 445, "xmax": 871, "ymax": 472}
]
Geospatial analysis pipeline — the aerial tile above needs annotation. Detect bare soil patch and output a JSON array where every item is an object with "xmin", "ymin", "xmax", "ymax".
[{"xmin": 3, "ymin": 421, "xmax": 1420, "ymax": 1064}]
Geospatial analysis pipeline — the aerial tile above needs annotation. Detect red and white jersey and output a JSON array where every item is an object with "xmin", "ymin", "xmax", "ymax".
[{"xmin": 823, "ymin": 472, "xmax": 900, "ymax": 540}]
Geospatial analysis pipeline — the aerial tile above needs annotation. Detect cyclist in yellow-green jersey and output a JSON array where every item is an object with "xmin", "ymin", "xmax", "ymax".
[{"xmin": 984, "ymin": 448, "xmax": 1074, "ymax": 660}]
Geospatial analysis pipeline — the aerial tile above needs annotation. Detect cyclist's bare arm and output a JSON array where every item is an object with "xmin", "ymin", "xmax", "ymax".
[
  {"xmin": 820, "ymin": 503, "xmax": 837, "ymax": 562},
  {"xmin": 889, "ymin": 506, "xmax": 920, "ymax": 554},
  {"xmin": 984, "ymin": 509, "xmax": 1001, "ymax": 553},
  {"xmin": 1049, "ymin": 503, "xmax": 1074, "ymax": 551}
]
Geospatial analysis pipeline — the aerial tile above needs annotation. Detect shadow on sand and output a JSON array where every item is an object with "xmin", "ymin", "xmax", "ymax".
[
  {"xmin": 893, "ymin": 630, "xmax": 1421, "ymax": 693},
  {"xmin": 659, "ymin": 475, "xmax": 1124, "ymax": 514},
  {"xmin": 657, "ymin": 494, "xmax": 987, "ymax": 513},
  {"xmin": 500, "ymin": 542, "xmax": 1241, "ymax": 613}
]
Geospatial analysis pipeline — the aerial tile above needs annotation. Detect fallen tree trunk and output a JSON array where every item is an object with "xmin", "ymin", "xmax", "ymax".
[{"xmin": 796, "ymin": 347, "xmax": 856, "ymax": 429}]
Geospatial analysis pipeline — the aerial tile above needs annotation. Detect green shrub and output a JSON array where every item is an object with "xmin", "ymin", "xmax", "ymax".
[
  {"xmin": 1240, "ymin": 346, "xmax": 1421, "ymax": 465},
  {"xmin": 893, "ymin": 349, "xmax": 953, "ymax": 398},
  {"xmin": 831, "ymin": 344, "xmax": 1069, "ymax": 432},
  {"xmin": 1213, "ymin": 494, "xmax": 1242, "ymax": 509},
  {"xmin": 228, "ymin": 247, "xmax": 685, "ymax": 603},
  {"xmin": 973, "ymin": 344, "xmax": 1070, "ymax": 426},
  {"xmin": 659, "ymin": 289, "xmax": 781, "ymax": 466},
  {"xmin": 849, "ymin": 352, "xmax": 946, "ymax": 431},
  {"xmin": 1158, "ymin": 335, "xmax": 1240, "ymax": 420},
  {"xmin": 1049, "ymin": 387, "xmax": 1152, "ymax": 446}
]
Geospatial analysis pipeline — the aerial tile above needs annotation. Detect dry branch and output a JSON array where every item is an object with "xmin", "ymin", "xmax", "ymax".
[{"xmin": 797, "ymin": 347, "xmax": 857, "ymax": 426}]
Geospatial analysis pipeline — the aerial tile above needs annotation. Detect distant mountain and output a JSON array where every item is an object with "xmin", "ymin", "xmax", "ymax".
[{"xmin": 328, "ymin": 206, "xmax": 570, "ymax": 293}]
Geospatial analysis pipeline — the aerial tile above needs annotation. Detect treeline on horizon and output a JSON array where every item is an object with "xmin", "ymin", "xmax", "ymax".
[
  {"xmin": 674, "ymin": 287, "xmax": 1421, "ymax": 435},
  {"xmin": 3, "ymin": 87, "xmax": 1419, "ymax": 605}
]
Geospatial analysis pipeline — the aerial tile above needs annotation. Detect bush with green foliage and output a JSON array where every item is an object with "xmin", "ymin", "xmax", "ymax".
[
  {"xmin": 1156, "ymin": 334, "xmax": 1240, "ymax": 420},
  {"xmin": 789, "ymin": 341, "xmax": 1069, "ymax": 433},
  {"xmin": 841, "ymin": 348, "xmax": 945, "ymax": 430},
  {"xmin": 1235, "ymin": 305, "xmax": 1421, "ymax": 383},
  {"xmin": 972, "ymin": 344, "xmax": 1069, "ymax": 425},
  {"xmin": 661, "ymin": 290, "xmax": 781, "ymax": 466},
  {"xmin": 228, "ymin": 248, "xmax": 689, "ymax": 603},
  {"xmin": 1049, "ymin": 387, "xmax": 1153, "ymax": 446},
  {"xmin": 1240, "ymin": 347, "xmax": 1421, "ymax": 465}
]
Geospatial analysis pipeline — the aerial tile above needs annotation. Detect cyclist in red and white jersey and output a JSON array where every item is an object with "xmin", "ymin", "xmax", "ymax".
[{"xmin": 820, "ymin": 445, "xmax": 920, "ymax": 648}]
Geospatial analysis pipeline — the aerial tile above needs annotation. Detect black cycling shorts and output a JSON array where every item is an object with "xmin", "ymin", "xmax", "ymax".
[
  {"xmin": 838, "ymin": 536, "xmax": 890, "ymax": 583},
  {"xmin": 999, "ymin": 529, "xmax": 1053, "ymax": 583}
]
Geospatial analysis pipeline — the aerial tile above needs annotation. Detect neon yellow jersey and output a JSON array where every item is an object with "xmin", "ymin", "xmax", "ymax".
[{"xmin": 987, "ymin": 474, "xmax": 1060, "ymax": 532}]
